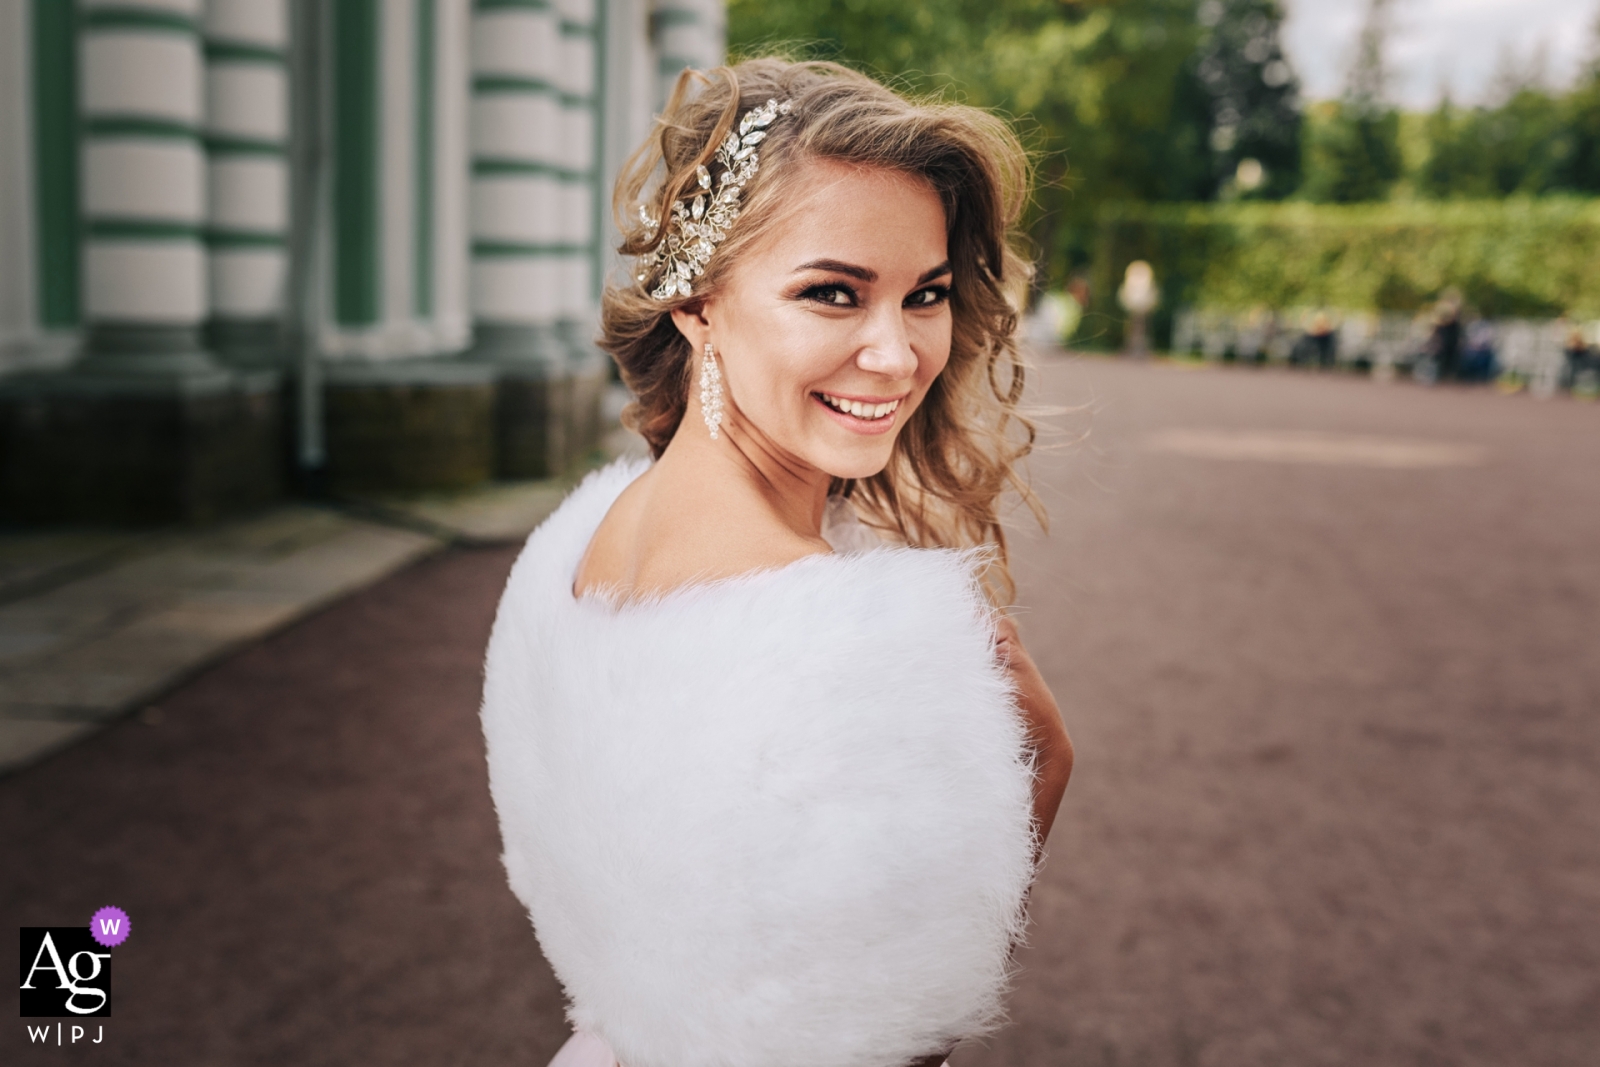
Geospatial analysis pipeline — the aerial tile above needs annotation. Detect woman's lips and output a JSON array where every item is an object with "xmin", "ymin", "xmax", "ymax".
[{"xmin": 812, "ymin": 391, "xmax": 904, "ymax": 435}]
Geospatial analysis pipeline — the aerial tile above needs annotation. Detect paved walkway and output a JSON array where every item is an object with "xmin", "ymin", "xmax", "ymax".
[
  {"xmin": 982, "ymin": 357, "xmax": 1599, "ymax": 1067},
  {"xmin": 0, "ymin": 414, "xmax": 645, "ymax": 778},
  {"xmin": 0, "ymin": 507, "xmax": 439, "ymax": 775},
  {"xmin": 3, "ymin": 359, "xmax": 1595, "ymax": 1066}
]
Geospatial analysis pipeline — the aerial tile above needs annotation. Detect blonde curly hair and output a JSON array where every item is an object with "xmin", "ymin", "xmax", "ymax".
[{"xmin": 601, "ymin": 57, "xmax": 1042, "ymax": 603}]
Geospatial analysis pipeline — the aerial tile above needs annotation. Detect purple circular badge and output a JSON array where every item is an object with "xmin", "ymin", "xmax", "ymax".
[{"xmin": 89, "ymin": 905, "xmax": 131, "ymax": 948}]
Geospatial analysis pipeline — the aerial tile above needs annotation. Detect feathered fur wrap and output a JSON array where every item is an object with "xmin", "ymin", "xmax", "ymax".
[{"xmin": 480, "ymin": 458, "xmax": 1038, "ymax": 1067}]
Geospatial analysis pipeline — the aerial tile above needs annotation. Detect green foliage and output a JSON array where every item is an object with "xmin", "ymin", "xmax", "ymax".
[
  {"xmin": 1301, "ymin": 100, "xmax": 1402, "ymax": 202},
  {"xmin": 1295, "ymin": 0, "xmax": 1401, "ymax": 203},
  {"xmin": 726, "ymin": 0, "xmax": 1600, "ymax": 334},
  {"xmin": 1568, "ymin": 73, "xmax": 1600, "ymax": 192},
  {"xmin": 726, "ymin": 0, "xmax": 1229, "ymax": 282},
  {"xmin": 1087, "ymin": 199, "xmax": 1600, "ymax": 346},
  {"xmin": 725, "ymin": 0, "xmax": 988, "ymax": 92},
  {"xmin": 1192, "ymin": 0, "xmax": 1301, "ymax": 199},
  {"xmin": 1418, "ymin": 90, "xmax": 1577, "ymax": 197},
  {"xmin": 1412, "ymin": 17, "xmax": 1600, "ymax": 199}
]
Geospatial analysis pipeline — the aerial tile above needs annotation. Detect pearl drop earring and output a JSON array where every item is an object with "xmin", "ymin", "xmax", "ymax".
[{"xmin": 700, "ymin": 343, "xmax": 724, "ymax": 439}]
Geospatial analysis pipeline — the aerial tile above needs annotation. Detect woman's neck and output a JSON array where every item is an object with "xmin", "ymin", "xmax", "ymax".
[{"xmin": 656, "ymin": 404, "xmax": 833, "ymax": 541}]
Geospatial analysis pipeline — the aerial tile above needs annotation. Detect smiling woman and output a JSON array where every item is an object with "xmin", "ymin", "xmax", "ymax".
[
  {"xmin": 480, "ymin": 58, "xmax": 1073, "ymax": 1067},
  {"xmin": 600, "ymin": 58, "xmax": 1043, "ymax": 602}
]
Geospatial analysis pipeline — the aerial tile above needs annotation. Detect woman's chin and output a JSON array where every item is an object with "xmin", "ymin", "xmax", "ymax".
[{"xmin": 813, "ymin": 442, "xmax": 896, "ymax": 483}]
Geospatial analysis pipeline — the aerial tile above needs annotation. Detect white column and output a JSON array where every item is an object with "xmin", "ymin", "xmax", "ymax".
[
  {"xmin": 599, "ymin": 0, "xmax": 657, "ymax": 298},
  {"xmin": 379, "ymin": 0, "xmax": 417, "ymax": 346},
  {"xmin": 78, "ymin": 0, "xmax": 216, "ymax": 374},
  {"xmin": 203, "ymin": 0, "xmax": 289, "ymax": 363},
  {"xmin": 0, "ymin": 0, "xmax": 38, "ymax": 371},
  {"xmin": 430, "ymin": 0, "xmax": 473, "ymax": 355},
  {"xmin": 322, "ymin": 0, "xmax": 469, "ymax": 362},
  {"xmin": 651, "ymin": 0, "xmax": 723, "ymax": 108},
  {"xmin": 469, "ymin": 0, "xmax": 567, "ymax": 366},
  {"xmin": 555, "ymin": 0, "xmax": 600, "ymax": 367}
]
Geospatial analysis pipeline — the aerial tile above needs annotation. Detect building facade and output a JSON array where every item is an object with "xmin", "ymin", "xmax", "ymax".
[{"xmin": 0, "ymin": 0, "xmax": 723, "ymax": 522}]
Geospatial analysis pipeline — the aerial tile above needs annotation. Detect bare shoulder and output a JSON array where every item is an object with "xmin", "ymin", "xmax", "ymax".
[
  {"xmin": 574, "ymin": 474, "xmax": 829, "ymax": 601},
  {"xmin": 642, "ymin": 513, "xmax": 829, "ymax": 596}
]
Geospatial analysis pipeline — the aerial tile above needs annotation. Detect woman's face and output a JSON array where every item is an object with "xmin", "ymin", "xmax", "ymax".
[{"xmin": 682, "ymin": 159, "xmax": 953, "ymax": 481}]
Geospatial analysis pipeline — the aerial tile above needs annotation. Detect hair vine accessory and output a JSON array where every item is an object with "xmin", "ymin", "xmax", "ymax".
[
  {"xmin": 699, "ymin": 343, "xmax": 724, "ymax": 439},
  {"xmin": 637, "ymin": 98, "xmax": 794, "ymax": 301}
]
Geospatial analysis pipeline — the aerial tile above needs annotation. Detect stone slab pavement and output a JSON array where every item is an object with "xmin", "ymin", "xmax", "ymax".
[
  {"xmin": 0, "ymin": 409, "xmax": 646, "ymax": 779},
  {"xmin": 1, "ymin": 359, "xmax": 1595, "ymax": 1066},
  {"xmin": 0, "ymin": 507, "xmax": 441, "ymax": 777}
]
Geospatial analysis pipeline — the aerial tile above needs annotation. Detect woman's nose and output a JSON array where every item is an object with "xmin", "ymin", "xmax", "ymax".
[{"xmin": 854, "ymin": 312, "xmax": 919, "ymax": 380}]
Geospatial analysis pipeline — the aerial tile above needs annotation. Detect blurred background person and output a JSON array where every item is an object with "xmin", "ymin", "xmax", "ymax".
[{"xmin": 1425, "ymin": 289, "xmax": 1464, "ymax": 382}]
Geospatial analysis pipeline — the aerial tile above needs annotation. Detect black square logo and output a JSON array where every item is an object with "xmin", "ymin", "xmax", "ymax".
[{"xmin": 20, "ymin": 928, "xmax": 112, "ymax": 1018}]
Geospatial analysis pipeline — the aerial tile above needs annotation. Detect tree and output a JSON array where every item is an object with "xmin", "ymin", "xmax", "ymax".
[
  {"xmin": 1418, "ymin": 95, "xmax": 1485, "ymax": 198},
  {"xmin": 1300, "ymin": 0, "xmax": 1401, "ymax": 202},
  {"xmin": 1188, "ymin": 0, "xmax": 1302, "ymax": 198},
  {"xmin": 727, "ymin": 0, "xmax": 1213, "ymax": 285},
  {"xmin": 1417, "ymin": 43, "xmax": 1579, "ymax": 198},
  {"xmin": 726, "ymin": 0, "xmax": 982, "ymax": 93},
  {"xmin": 1563, "ymin": 6, "xmax": 1600, "ymax": 192},
  {"xmin": 973, "ymin": 0, "xmax": 1212, "ymax": 272}
]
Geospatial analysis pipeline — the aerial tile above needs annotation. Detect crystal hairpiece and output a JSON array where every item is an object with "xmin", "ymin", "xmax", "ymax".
[{"xmin": 636, "ymin": 97, "xmax": 794, "ymax": 301}]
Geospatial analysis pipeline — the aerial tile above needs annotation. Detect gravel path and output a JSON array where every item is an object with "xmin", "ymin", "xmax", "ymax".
[{"xmin": 4, "ymin": 357, "xmax": 1596, "ymax": 1066}]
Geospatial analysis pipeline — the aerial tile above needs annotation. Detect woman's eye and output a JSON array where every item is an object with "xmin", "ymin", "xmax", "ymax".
[
  {"xmin": 906, "ymin": 285, "xmax": 950, "ymax": 308},
  {"xmin": 802, "ymin": 284, "xmax": 856, "ymax": 307}
]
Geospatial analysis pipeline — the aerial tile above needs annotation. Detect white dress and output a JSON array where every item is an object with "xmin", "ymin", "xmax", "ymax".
[{"xmin": 481, "ymin": 459, "xmax": 1037, "ymax": 1067}]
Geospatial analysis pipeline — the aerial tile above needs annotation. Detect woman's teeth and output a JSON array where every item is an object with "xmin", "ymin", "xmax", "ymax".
[{"xmin": 818, "ymin": 393, "xmax": 901, "ymax": 420}]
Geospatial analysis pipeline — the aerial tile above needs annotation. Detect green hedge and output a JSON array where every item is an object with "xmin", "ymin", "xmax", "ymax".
[{"xmin": 1082, "ymin": 198, "xmax": 1600, "ymax": 349}]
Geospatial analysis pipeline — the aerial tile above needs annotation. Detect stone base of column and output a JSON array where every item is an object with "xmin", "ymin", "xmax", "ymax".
[
  {"xmin": 207, "ymin": 318, "xmax": 286, "ymax": 371},
  {"xmin": 556, "ymin": 320, "xmax": 610, "ymax": 471},
  {"xmin": 322, "ymin": 359, "xmax": 496, "ymax": 494},
  {"xmin": 0, "ymin": 352, "xmax": 284, "ymax": 525},
  {"xmin": 467, "ymin": 323, "xmax": 588, "ymax": 480},
  {"xmin": 493, "ymin": 372, "xmax": 570, "ymax": 481},
  {"xmin": 566, "ymin": 364, "xmax": 606, "ymax": 465},
  {"xmin": 67, "ymin": 324, "xmax": 228, "ymax": 380}
]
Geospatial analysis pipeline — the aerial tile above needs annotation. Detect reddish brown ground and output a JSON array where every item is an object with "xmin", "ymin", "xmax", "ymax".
[{"xmin": 4, "ymin": 358, "xmax": 1597, "ymax": 1066}]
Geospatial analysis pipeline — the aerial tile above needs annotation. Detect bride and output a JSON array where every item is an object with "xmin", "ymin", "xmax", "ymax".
[{"xmin": 481, "ymin": 58, "xmax": 1073, "ymax": 1067}]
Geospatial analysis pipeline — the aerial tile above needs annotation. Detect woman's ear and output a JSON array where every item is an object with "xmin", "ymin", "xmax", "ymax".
[{"xmin": 669, "ymin": 303, "xmax": 711, "ymax": 353}]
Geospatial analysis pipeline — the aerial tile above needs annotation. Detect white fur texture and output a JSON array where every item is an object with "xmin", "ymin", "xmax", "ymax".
[{"xmin": 481, "ymin": 459, "xmax": 1038, "ymax": 1067}]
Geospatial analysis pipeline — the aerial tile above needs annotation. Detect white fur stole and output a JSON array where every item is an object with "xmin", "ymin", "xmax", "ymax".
[{"xmin": 480, "ymin": 459, "xmax": 1038, "ymax": 1067}]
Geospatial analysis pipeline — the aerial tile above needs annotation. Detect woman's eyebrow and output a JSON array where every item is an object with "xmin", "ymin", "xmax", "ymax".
[
  {"xmin": 794, "ymin": 258, "xmax": 876, "ymax": 281},
  {"xmin": 793, "ymin": 259, "xmax": 953, "ymax": 285}
]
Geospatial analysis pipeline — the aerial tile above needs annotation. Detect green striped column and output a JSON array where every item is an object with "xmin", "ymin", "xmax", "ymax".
[
  {"xmin": 468, "ymin": 0, "xmax": 580, "ymax": 477},
  {"xmin": 594, "ymin": 0, "xmax": 653, "ymax": 323},
  {"xmin": 0, "ymin": 0, "xmax": 287, "ymax": 524},
  {"xmin": 468, "ymin": 0, "xmax": 570, "ymax": 371},
  {"xmin": 0, "ymin": 2, "xmax": 27, "ymax": 367},
  {"xmin": 322, "ymin": 0, "xmax": 492, "ymax": 493},
  {"xmin": 1, "ymin": 1, "xmax": 84, "ymax": 371},
  {"xmin": 651, "ymin": 0, "xmax": 723, "ymax": 108},
  {"xmin": 554, "ymin": 0, "xmax": 602, "ymax": 373},
  {"xmin": 202, "ymin": 0, "xmax": 289, "ymax": 366},
  {"xmin": 77, "ymin": 0, "xmax": 220, "ymax": 376},
  {"xmin": 558, "ymin": 0, "xmax": 607, "ymax": 464},
  {"xmin": 324, "ymin": 0, "xmax": 472, "ymax": 361}
]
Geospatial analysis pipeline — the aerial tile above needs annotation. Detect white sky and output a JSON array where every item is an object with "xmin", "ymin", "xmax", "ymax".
[{"xmin": 1282, "ymin": 0, "xmax": 1599, "ymax": 107}]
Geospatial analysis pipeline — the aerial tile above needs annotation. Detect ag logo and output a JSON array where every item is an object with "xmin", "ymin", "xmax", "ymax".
[{"xmin": 20, "ymin": 928, "xmax": 112, "ymax": 1017}]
